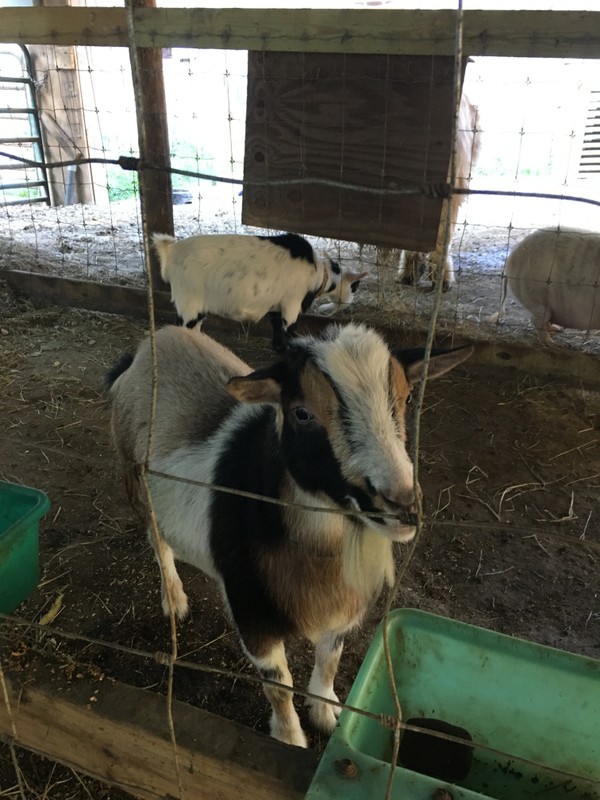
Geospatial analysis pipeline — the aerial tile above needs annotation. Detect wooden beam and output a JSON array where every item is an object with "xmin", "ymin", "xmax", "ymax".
[
  {"xmin": 0, "ymin": 7, "xmax": 128, "ymax": 47},
  {"xmin": 5, "ymin": 270, "xmax": 176, "ymax": 322},
  {"xmin": 126, "ymin": 0, "xmax": 173, "ymax": 289},
  {"xmin": 0, "ymin": 656, "xmax": 318, "ymax": 800},
  {"xmin": 6, "ymin": 270, "xmax": 600, "ymax": 386},
  {"xmin": 0, "ymin": 8, "xmax": 599, "ymax": 58}
]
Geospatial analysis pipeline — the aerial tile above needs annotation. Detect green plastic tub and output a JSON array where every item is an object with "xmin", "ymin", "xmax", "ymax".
[
  {"xmin": 307, "ymin": 609, "xmax": 600, "ymax": 800},
  {"xmin": 0, "ymin": 481, "xmax": 50, "ymax": 614}
]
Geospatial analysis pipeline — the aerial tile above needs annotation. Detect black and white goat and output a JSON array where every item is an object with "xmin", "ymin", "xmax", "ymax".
[
  {"xmin": 153, "ymin": 231, "xmax": 366, "ymax": 351},
  {"xmin": 105, "ymin": 323, "xmax": 472, "ymax": 747}
]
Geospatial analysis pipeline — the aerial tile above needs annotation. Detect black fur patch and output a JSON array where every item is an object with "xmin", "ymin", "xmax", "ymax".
[
  {"xmin": 300, "ymin": 289, "xmax": 317, "ymax": 313},
  {"xmin": 268, "ymin": 311, "xmax": 285, "ymax": 352},
  {"xmin": 186, "ymin": 313, "xmax": 206, "ymax": 329},
  {"xmin": 350, "ymin": 280, "xmax": 361, "ymax": 293},
  {"xmin": 103, "ymin": 352, "xmax": 134, "ymax": 392},
  {"xmin": 330, "ymin": 259, "xmax": 341, "ymax": 275},
  {"xmin": 210, "ymin": 407, "xmax": 295, "ymax": 653},
  {"xmin": 257, "ymin": 232, "xmax": 315, "ymax": 266}
]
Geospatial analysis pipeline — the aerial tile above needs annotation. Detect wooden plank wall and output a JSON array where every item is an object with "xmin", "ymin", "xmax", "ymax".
[{"xmin": 243, "ymin": 53, "xmax": 466, "ymax": 249}]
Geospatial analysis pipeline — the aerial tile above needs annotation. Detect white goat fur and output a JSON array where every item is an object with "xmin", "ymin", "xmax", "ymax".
[
  {"xmin": 107, "ymin": 324, "xmax": 472, "ymax": 747},
  {"xmin": 153, "ymin": 232, "xmax": 363, "ymax": 331}
]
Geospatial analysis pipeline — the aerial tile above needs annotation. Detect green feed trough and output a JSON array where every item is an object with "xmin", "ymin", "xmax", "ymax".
[
  {"xmin": 307, "ymin": 609, "xmax": 599, "ymax": 800},
  {"xmin": 0, "ymin": 480, "xmax": 50, "ymax": 614}
]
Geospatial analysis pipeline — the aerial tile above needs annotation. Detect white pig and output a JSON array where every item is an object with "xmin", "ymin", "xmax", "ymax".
[{"xmin": 494, "ymin": 227, "xmax": 600, "ymax": 344}]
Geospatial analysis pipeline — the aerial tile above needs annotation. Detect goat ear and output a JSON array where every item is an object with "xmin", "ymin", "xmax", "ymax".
[
  {"xmin": 393, "ymin": 344, "xmax": 474, "ymax": 384},
  {"xmin": 345, "ymin": 270, "xmax": 368, "ymax": 283},
  {"xmin": 227, "ymin": 366, "xmax": 283, "ymax": 404}
]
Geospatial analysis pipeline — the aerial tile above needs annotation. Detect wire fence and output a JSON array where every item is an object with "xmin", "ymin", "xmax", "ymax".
[
  {"xmin": 1, "ymin": 37, "xmax": 599, "ymax": 353},
  {"xmin": 0, "ymin": 7, "xmax": 599, "ymax": 800}
]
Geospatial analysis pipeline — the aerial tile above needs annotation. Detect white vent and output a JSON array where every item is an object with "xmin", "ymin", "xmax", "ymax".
[{"xmin": 578, "ymin": 89, "xmax": 600, "ymax": 178}]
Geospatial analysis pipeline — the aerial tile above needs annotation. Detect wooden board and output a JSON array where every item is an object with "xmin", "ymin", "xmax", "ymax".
[
  {"xmin": 4, "ymin": 270, "xmax": 176, "ymax": 322},
  {"xmin": 0, "ymin": 8, "xmax": 599, "ymax": 59},
  {"xmin": 7, "ymin": 270, "xmax": 600, "ymax": 386},
  {"xmin": 0, "ymin": 653, "xmax": 318, "ymax": 799},
  {"xmin": 126, "ymin": 0, "xmax": 174, "ymax": 288},
  {"xmin": 243, "ymin": 53, "xmax": 463, "ymax": 249}
]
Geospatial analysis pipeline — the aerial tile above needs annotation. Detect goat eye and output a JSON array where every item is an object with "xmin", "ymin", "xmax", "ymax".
[{"xmin": 293, "ymin": 406, "xmax": 313, "ymax": 424}]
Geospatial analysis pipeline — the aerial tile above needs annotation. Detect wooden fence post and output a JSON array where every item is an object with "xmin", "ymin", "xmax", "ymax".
[{"xmin": 125, "ymin": 0, "xmax": 173, "ymax": 291}]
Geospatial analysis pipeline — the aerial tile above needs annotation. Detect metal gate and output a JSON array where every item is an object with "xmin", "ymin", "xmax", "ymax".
[{"xmin": 0, "ymin": 44, "xmax": 50, "ymax": 206}]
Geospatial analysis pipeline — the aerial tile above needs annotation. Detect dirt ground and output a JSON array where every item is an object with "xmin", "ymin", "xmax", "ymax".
[
  {"xmin": 0, "ymin": 266, "xmax": 598, "ymax": 798},
  {"xmin": 2, "ymin": 41, "xmax": 600, "ymax": 792}
]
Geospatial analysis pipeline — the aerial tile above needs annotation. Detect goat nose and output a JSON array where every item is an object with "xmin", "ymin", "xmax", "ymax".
[
  {"xmin": 381, "ymin": 485, "xmax": 422, "ymax": 515},
  {"xmin": 380, "ymin": 494, "xmax": 419, "ymax": 527}
]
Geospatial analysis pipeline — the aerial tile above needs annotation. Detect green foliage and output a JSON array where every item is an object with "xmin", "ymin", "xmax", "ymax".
[
  {"xmin": 169, "ymin": 137, "xmax": 217, "ymax": 189},
  {"xmin": 105, "ymin": 165, "xmax": 139, "ymax": 202}
]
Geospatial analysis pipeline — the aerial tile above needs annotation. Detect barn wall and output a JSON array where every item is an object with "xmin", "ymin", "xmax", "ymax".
[{"xmin": 243, "ymin": 53, "xmax": 468, "ymax": 250}]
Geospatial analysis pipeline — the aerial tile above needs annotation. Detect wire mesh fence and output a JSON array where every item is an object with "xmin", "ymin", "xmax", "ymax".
[
  {"xmin": 0, "ymin": 6, "xmax": 599, "ymax": 800},
  {"xmin": 1, "ymin": 44, "xmax": 599, "ymax": 354}
]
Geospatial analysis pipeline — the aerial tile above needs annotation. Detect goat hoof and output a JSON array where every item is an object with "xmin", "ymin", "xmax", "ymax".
[
  {"xmin": 270, "ymin": 717, "xmax": 308, "ymax": 748},
  {"xmin": 307, "ymin": 690, "xmax": 341, "ymax": 734},
  {"xmin": 308, "ymin": 703, "xmax": 339, "ymax": 734},
  {"xmin": 161, "ymin": 590, "xmax": 189, "ymax": 621},
  {"xmin": 427, "ymin": 281, "xmax": 452, "ymax": 294}
]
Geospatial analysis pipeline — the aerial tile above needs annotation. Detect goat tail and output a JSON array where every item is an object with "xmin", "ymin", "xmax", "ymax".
[
  {"xmin": 151, "ymin": 232, "xmax": 177, "ymax": 283},
  {"xmin": 103, "ymin": 352, "xmax": 134, "ymax": 393}
]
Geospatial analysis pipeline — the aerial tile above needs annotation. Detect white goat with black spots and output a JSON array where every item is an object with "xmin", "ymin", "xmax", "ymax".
[
  {"xmin": 105, "ymin": 323, "xmax": 472, "ymax": 747},
  {"xmin": 153, "ymin": 231, "xmax": 366, "ymax": 351}
]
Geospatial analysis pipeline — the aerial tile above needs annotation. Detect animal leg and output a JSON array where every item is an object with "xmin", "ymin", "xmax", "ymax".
[
  {"xmin": 428, "ymin": 252, "xmax": 454, "ymax": 293},
  {"xmin": 248, "ymin": 641, "xmax": 307, "ymax": 747},
  {"xmin": 185, "ymin": 312, "xmax": 206, "ymax": 331},
  {"xmin": 148, "ymin": 530, "xmax": 189, "ymax": 620},
  {"xmin": 531, "ymin": 307, "xmax": 556, "ymax": 345},
  {"xmin": 278, "ymin": 299, "xmax": 303, "ymax": 349},
  {"xmin": 398, "ymin": 251, "xmax": 423, "ymax": 285},
  {"xmin": 306, "ymin": 632, "xmax": 344, "ymax": 734},
  {"xmin": 285, "ymin": 320, "xmax": 298, "ymax": 340},
  {"xmin": 439, "ymin": 252, "xmax": 455, "ymax": 293},
  {"xmin": 268, "ymin": 311, "xmax": 288, "ymax": 353}
]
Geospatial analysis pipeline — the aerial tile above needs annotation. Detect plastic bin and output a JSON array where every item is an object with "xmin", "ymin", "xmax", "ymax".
[
  {"xmin": 0, "ymin": 481, "xmax": 50, "ymax": 614},
  {"xmin": 307, "ymin": 608, "xmax": 600, "ymax": 800}
]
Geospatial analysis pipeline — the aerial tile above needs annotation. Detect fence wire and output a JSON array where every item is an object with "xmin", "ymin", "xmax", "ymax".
[{"xmin": 0, "ymin": 12, "xmax": 599, "ymax": 800}]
